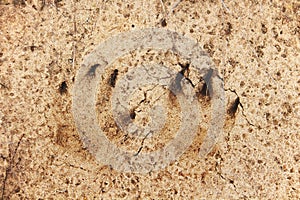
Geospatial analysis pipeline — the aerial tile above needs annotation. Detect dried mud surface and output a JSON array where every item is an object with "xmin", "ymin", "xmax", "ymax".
[{"xmin": 0, "ymin": 0, "xmax": 299, "ymax": 199}]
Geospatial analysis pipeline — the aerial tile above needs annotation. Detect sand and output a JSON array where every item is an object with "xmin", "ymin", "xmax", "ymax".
[{"xmin": 0, "ymin": 0, "xmax": 299, "ymax": 199}]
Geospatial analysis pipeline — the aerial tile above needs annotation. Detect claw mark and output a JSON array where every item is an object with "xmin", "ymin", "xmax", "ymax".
[
  {"xmin": 160, "ymin": 18, "xmax": 167, "ymax": 27},
  {"xmin": 173, "ymin": 71, "xmax": 184, "ymax": 93},
  {"xmin": 227, "ymin": 97, "xmax": 240, "ymax": 117},
  {"xmin": 159, "ymin": 0, "xmax": 167, "ymax": 27},
  {"xmin": 203, "ymin": 68, "xmax": 214, "ymax": 83},
  {"xmin": 59, "ymin": 81, "xmax": 68, "ymax": 95},
  {"xmin": 86, "ymin": 64, "xmax": 100, "ymax": 77},
  {"xmin": 225, "ymin": 88, "xmax": 255, "ymax": 126},
  {"xmin": 199, "ymin": 68, "xmax": 213, "ymax": 96},
  {"xmin": 108, "ymin": 69, "xmax": 119, "ymax": 87},
  {"xmin": 129, "ymin": 109, "xmax": 136, "ymax": 119}
]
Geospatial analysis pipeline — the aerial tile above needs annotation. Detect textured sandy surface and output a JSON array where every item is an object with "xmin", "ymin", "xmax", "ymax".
[{"xmin": 0, "ymin": 0, "xmax": 299, "ymax": 199}]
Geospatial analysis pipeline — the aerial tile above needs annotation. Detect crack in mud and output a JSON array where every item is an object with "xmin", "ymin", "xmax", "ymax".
[{"xmin": 1, "ymin": 134, "xmax": 24, "ymax": 199}]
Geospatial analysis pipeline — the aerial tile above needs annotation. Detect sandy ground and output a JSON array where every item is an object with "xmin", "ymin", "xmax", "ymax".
[{"xmin": 0, "ymin": 0, "xmax": 299, "ymax": 199}]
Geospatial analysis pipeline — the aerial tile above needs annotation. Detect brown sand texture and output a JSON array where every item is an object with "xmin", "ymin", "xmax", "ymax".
[{"xmin": 0, "ymin": 0, "xmax": 299, "ymax": 199}]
